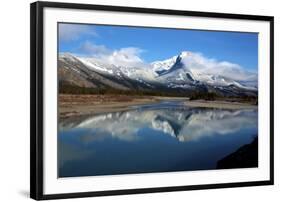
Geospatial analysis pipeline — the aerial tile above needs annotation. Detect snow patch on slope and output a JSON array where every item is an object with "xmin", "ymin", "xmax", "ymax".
[{"xmin": 78, "ymin": 58, "xmax": 114, "ymax": 74}]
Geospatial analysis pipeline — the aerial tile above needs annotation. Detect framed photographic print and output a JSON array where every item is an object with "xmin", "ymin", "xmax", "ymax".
[{"xmin": 30, "ymin": 1, "xmax": 274, "ymax": 200}]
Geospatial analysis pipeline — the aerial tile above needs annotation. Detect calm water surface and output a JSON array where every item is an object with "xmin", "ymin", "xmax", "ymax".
[{"xmin": 58, "ymin": 101, "xmax": 258, "ymax": 177}]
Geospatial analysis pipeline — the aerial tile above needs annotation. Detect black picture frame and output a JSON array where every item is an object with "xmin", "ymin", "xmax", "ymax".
[{"xmin": 30, "ymin": 1, "xmax": 274, "ymax": 200}]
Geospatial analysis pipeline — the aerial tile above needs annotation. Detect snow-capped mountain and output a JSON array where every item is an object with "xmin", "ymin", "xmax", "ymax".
[
  {"xmin": 151, "ymin": 51, "xmax": 257, "ymax": 90},
  {"xmin": 58, "ymin": 52, "xmax": 257, "ymax": 97},
  {"xmin": 151, "ymin": 55, "xmax": 178, "ymax": 75}
]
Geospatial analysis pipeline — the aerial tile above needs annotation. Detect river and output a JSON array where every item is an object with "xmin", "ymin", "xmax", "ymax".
[{"xmin": 58, "ymin": 101, "xmax": 258, "ymax": 177}]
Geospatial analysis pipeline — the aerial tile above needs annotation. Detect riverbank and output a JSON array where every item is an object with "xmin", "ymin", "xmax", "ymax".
[
  {"xmin": 184, "ymin": 100, "xmax": 257, "ymax": 109},
  {"xmin": 59, "ymin": 94, "xmax": 187, "ymax": 118},
  {"xmin": 59, "ymin": 94, "xmax": 257, "ymax": 118}
]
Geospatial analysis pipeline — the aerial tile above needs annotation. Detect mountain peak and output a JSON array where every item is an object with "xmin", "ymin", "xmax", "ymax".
[{"xmin": 178, "ymin": 51, "xmax": 192, "ymax": 59}]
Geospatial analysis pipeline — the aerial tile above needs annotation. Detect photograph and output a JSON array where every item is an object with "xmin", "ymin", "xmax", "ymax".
[{"xmin": 58, "ymin": 23, "xmax": 259, "ymax": 178}]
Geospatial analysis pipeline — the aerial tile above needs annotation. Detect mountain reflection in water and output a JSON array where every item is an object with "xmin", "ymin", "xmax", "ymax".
[{"xmin": 58, "ymin": 101, "xmax": 258, "ymax": 177}]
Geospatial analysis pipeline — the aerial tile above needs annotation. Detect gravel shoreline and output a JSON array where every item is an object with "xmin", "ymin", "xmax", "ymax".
[{"xmin": 59, "ymin": 94, "xmax": 257, "ymax": 118}]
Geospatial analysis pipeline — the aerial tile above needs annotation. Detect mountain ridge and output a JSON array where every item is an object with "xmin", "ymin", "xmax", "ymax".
[{"xmin": 58, "ymin": 52, "xmax": 257, "ymax": 97}]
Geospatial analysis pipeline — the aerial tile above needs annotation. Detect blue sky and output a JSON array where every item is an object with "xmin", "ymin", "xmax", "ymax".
[{"xmin": 59, "ymin": 23, "xmax": 258, "ymax": 72}]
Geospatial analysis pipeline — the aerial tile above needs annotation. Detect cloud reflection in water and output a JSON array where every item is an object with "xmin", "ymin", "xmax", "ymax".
[{"xmin": 59, "ymin": 107, "xmax": 257, "ymax": 143}]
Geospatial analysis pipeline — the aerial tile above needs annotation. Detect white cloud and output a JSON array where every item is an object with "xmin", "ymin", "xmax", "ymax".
[
  {"xmin": 180, "ymin": 52, "xmax": 257, "ymax": 82},
  {"xmin": 105, "ymin": 47, "xmax": 145, "ymax": 67},
  {"xmin": 77, "ymin": 41, "xmax": 146, "ymax": 68},
  {"xmin": 78, "ymin": 41, "xmax": 110, "ymax": 56},
  {"xmin": 59, "ymin": 24, "xmax": 98, "ymax": 41}
]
